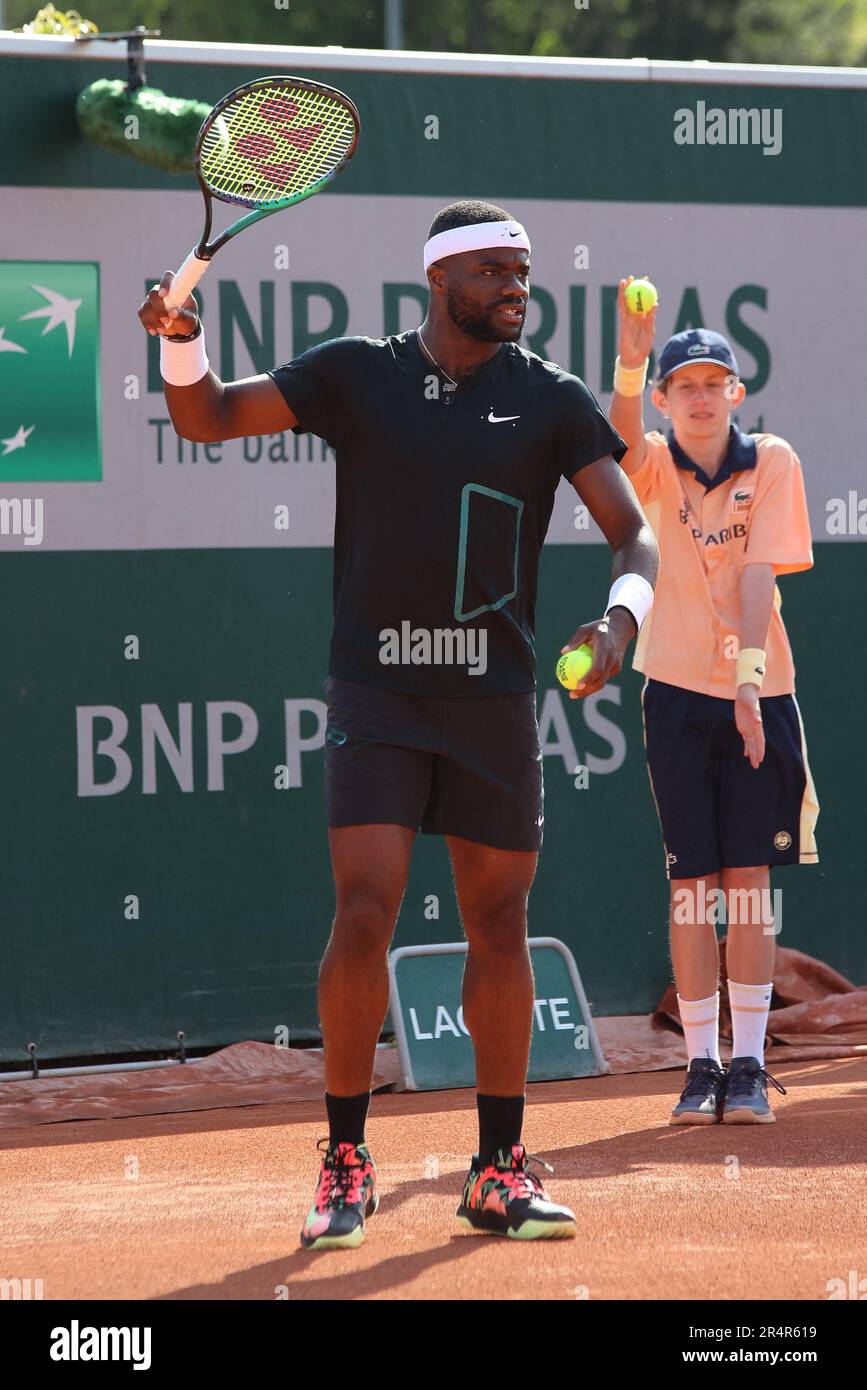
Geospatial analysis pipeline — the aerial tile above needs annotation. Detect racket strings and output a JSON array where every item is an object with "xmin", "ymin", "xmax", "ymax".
[{"xmin": 200, "ymin": 83, "xmax": 356, "ymax": 205}]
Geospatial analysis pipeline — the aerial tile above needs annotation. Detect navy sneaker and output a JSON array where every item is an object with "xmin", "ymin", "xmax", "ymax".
[
  {"xmin": 723, "ymin": 1056, "xmax": 787, "ymax": 1124},
  {"xmin": 670, "ymin": 1057, "xmax": 727, "ymax": 1125}
]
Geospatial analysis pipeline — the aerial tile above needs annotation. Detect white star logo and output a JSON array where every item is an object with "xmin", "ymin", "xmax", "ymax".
[
  {"xmin": 1, "ymin": 424, "xmax": 35, "ymax": 455},
  {"xmin": 0, "ymin": 327, "xmax": 27, "ymax": 355},
  {"xmin": 19, "ymin": 284, "xmax": 82, "ymax": 356}
]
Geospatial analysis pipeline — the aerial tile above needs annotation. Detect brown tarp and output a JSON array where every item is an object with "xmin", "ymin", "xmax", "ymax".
[
  {"xmin": 0, "ymin": 1041, "xmax": 401, "ymax": 1131},
  {"xmin": 598, "ymin": 942, "xmax": 867, "ymax": 1074},
  {"xmin": 1, "ymin": 945, "xmax": 863, "ymax": 1129}
]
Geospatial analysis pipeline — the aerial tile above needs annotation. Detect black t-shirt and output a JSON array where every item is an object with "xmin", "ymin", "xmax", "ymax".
[{"xmin": 268, "ymin": 330, "xmax": 626, "ymax": 696}]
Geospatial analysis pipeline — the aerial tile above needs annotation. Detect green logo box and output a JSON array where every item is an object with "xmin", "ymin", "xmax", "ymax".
[
  {"xmin": 0, "ymin": 261, "xmax": 101, "ymax": 481},
  {"xmin": 388, "ymin": 937, "xmax": 608, "ymax": 1091}
]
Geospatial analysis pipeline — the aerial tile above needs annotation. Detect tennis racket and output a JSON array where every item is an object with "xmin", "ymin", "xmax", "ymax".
[{"xmin": 163, "ymin": 75, "xmax": 360, "ymax": 312}]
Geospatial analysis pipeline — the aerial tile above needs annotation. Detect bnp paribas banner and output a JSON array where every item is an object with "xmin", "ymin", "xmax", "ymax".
[
  {"xmin": 0, "ymin": 261, "xmax": 101, "ymax": 484},
  {"xmin": 1, "ymin": 188, "xmax": 864, "ymax": 551}
]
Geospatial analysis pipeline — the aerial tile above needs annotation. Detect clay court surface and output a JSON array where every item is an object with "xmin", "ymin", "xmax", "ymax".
[{"xmin": 1, "ymin": 1057, "xmax": 864, "ymax": 1302}]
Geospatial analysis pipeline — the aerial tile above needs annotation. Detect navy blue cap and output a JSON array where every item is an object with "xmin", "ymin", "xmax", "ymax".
[{"xmin": 656, "ymin": 329, "xmax": 739, "ymax": 383}]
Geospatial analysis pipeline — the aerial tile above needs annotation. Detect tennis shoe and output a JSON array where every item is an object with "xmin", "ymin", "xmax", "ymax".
[
  {"xmin": 456, "ymin": 1144, "xmax": 576, "ymax": 1240},
  {"xmin": 670, "ymin": 1057, "xmax": 727, "ymax": 1125},
  {"xmin": 300, "ymin": 1138, "xmax": 378, "ymax": 1250},
  {"xmin": 723, "ymin": 1056, "xmax": 786, "ymax": 1124}
]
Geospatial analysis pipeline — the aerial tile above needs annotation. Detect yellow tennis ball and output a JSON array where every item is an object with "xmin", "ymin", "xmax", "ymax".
[
  {"xmin": 624, "ymin": 278, "xmax": 658, "ymax": 315},
  {"xmin": 556, "ymin": 644, "xmax": 594, "ymax": 690}
]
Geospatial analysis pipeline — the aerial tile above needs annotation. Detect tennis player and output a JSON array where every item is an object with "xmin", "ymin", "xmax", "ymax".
[
  {"xmin": 609, "ymin": 279, "xmax": 818, "ymax": 1125},
  {"xmin": 138, "ymin": 203, "xmax": 658, "ymax": 1247}
]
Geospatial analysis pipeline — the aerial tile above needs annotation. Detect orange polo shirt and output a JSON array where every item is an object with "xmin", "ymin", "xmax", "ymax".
[{"xmin": 629, "ymin": 427, "xmax": 813, "ymax": 699}]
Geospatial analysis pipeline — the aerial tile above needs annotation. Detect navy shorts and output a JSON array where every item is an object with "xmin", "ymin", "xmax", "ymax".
[
  {"xmin": 323, "ymin": 676, "xmax": 544, "ymax": 852},
  {"xmin": 641, "ymin": 678, "xmax": 819, "ymax": 880}
]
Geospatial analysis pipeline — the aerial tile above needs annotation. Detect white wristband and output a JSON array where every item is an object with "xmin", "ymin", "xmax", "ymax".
[
  {"xmin": 606, "ymin": 573, "xmax": 654, "ymax": 633},
  {"xmin": 613, "ymin": 355, "xmax": 648, "ymax": 397},
  {"xmin": 736, "ymin": 647, "xmax": 767, "ymax": 691},
  {"xmin": 160, "ymin": 326, "xmax": 209, "ymax": 387}
]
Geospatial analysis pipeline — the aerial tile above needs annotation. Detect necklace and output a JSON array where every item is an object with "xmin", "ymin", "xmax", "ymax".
[{"xmin": 417, "ymin": 328, "xmax": 458, "ymax": 390}]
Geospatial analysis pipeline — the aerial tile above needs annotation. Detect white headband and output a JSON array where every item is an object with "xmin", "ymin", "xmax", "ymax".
[{"xmin": 423, "ymin": 220, "xmax": 531, "ymax": 272}]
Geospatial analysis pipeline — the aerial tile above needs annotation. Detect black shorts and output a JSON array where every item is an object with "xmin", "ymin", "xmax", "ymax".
[
  {"xmin": 641, "ymin": 678, "xmax": 819, "ymax": 880},
  {"xmin": 323, "ymin": 676, "xmax": 544, "ymax": 852}
]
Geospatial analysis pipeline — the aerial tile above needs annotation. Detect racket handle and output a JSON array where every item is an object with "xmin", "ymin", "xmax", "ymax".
[{"xmin": 163, "ymin": 249, "xmax": 211, "ymax": 311}]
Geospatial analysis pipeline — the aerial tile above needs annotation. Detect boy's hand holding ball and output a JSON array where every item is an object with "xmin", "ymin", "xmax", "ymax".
[
  {"xmin": 623, "ymin": 278, "xmax": 658, "ymax": 314},
  {"xmin": 617, "ymin": 274, "xmax": 658, "ymax": 369}
]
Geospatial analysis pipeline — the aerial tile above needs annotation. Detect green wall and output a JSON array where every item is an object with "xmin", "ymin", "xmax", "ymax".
[
  {"xmin": 1, "ymin": 53, "xmax": 867, "ymax": 205},
  {"xmin": 0, "ymin": 543, "xmax": 850, "ymax": 1060}
]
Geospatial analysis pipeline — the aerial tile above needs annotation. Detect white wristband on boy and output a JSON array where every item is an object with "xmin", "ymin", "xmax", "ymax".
[
  {"xmin": 159, "ymin": 324, "xmax": 209, "ymax": 386},
  {"xmin": 606, "ymin": 573, "xmax": 654, "ymax": 634},
  {"xmin": 735, "ymin": 647, "xmax": 767, "ymax": 691}
]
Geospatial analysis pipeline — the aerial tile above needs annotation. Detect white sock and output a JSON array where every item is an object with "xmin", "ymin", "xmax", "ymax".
[
  {"xmin": 676, "ymin": 992, "xmax": 721, "ymax": 1067},
  {"xmin": 728, "ymin": 979, "xmax": 773, "ymax": 1066}
]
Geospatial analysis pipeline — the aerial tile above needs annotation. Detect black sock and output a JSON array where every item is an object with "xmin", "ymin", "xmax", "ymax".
[
  {"xmin": 476, "ymin": 1093, "xmax": 525, "ymax": 1162},
  {"xmin": 325, "ymin": 1091, "xmax": 371, "ymax": 1147}
]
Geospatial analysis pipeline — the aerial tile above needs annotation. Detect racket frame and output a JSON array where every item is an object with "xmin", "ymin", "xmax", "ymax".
[{"xmin": 163, "ymin": 75, "xmax": 360, "ymax": 311}]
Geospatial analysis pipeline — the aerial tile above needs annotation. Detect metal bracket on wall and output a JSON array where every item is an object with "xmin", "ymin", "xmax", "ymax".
[{"xmin": 74, "ymin": 26, "xmax": 162, "ymax": 95}]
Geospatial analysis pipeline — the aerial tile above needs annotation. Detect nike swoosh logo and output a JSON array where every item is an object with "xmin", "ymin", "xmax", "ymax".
[
  {"xmin": 488, "ymin": 411, "xmax": 520, "ymax": 423},
  {"xmin": 509, "ymin": 230, "xmax": 520, "ymax": 237}
]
